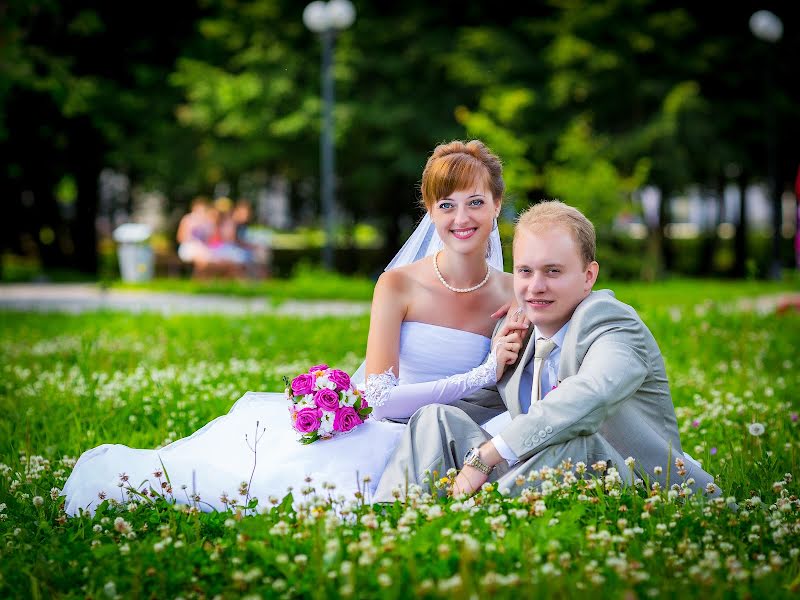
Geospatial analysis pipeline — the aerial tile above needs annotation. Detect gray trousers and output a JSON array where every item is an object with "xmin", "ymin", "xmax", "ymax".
[{"xmin": 374, "ymin": 404, "xmax": 630, "ymax": 502}]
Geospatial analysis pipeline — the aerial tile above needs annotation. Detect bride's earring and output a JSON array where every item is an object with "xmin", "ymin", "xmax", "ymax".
[{"xmin": 486, "ymin": 216, "xmax": 498, "ymax": 259}]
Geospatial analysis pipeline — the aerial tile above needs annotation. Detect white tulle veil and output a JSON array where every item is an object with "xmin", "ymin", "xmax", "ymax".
[{"xmin": 350, "ymin": 213, "xmax": 504, "ymax": 385}]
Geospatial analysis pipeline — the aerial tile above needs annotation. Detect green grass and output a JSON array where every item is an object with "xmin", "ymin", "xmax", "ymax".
[
  {"xmin": 112, "ymin": 265, "xmax": 376, "ymax": 302},
  {"xmin": 111, "ymin": 269, "xmax": 799, "ymax": 305},
  {"xmin": 603, "ymin": 275, "xmax": 799, "ymax": 312},
  {"xmin": 1, "ymin": 287, "xmax": 799, "ymax": 598}
]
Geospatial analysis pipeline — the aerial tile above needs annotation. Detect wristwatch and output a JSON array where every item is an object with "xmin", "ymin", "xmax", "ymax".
[{"xmin": 463, "ymin": 447, "xmax": 493, "ymax": 476}]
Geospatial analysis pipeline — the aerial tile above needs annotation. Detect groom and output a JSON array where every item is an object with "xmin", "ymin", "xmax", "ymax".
[{"xmin": 374, "ymin": 201, "xmax": 720, "ymax": 500}]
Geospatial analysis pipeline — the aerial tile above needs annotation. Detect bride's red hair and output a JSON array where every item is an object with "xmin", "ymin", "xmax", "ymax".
[{"xmin": 420, "ymin": 140, "xmax": 504, "ymax": 211}]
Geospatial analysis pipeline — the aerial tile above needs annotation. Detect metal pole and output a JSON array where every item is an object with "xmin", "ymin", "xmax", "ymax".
[{"xmin": 320, "ymin": 29, "xmax": 335, "ymax": 270}]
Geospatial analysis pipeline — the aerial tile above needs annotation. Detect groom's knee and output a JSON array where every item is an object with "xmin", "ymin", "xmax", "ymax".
[{"xmin": 410, "ymin": 403, "xmax": 464, "ymax": 427}]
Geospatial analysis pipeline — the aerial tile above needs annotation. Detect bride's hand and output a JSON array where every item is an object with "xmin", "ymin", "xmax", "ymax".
[
  {"xmin": 493, "ymin": 309, "xmax": 528, "ymax": 380},
  {"xmin": 490, "ymin": 302, "xmax": 511, "ymax": 319}
]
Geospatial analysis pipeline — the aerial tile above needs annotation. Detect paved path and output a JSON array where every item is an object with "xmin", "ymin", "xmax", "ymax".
[{"xmin": 0, "ymin": 284, "xmax": 371, "ymax": 318}]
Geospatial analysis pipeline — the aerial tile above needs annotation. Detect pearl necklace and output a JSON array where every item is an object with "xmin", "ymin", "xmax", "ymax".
[{"xmin": 433, "ymin": 250, "xmax": 490, "ymax": 293}]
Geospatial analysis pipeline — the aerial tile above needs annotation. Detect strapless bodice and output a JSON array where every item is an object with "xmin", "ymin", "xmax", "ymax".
[{"xmin": 396, "ymin": 321, "xmax": 491, "ymax": 385}]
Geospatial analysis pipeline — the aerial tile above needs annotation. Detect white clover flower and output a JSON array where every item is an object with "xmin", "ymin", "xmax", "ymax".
[
  {"xmin": 32, "ymin": 496, "xmax": 44, "ymax": 507},
  {"xmin": 748, "ymin": 422, "xmax": 765, "ymax": 437},
  {"xmin": 103, "ymin": 581, "xmax": 117, "ymax": 598}
]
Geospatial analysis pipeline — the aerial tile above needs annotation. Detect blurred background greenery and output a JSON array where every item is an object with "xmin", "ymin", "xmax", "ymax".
[{"xmin": 1, "ymin": 0, "xmax": 799, "ymax": 283}]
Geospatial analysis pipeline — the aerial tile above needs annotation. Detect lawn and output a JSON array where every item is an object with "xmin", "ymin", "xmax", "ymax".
[
  {"xmin": 112, "ymin": 266, "xmax": 376, "ymax": 302},
  {"xmin": 111, "ymin": 269, "xmax": 799, "ymax": 306},
  {"xmin": 0, "ymin": 286, "xmax": 798, "ymax": 598}
]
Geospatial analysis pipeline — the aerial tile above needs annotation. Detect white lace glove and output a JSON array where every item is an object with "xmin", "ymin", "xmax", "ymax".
[{"xmin": 365, "ymin": 349, "xmax": 498, "ymax": 420}]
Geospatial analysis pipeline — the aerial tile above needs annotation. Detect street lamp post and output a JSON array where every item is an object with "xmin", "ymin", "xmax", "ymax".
[
  {"xmin": 303, "ymin": 0, "xmax": 355, "ymax": 270},
  {"xmin": 749, "ymin": 10, "xmax": 784, "ymax": 279}
]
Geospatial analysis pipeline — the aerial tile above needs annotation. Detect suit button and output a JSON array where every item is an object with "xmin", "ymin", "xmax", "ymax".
[
  {"xmin": 545, "ymin": 426, "xmax": 553, "ymax": 434},
  {"xmin": 538, "ymin": 430, "xmax": 547, "ymax": 438}
]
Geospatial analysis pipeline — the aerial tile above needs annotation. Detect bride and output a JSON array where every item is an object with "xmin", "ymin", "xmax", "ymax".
[{"xmin": 63, "ymin": 140, "xmax": 520, "ymax": 515}]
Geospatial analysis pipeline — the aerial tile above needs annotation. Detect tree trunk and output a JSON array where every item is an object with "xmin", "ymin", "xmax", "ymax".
[
  {"xmin": 658, "ymin": 189, "xmax": 673, "ymax": 274},
  {"xmin": 733, "ymin": 173, "xmax": 748, "ymax": 278},
  {"xmin": 698, "ymin": 182, "xmax": 722, "ymax": 276}
]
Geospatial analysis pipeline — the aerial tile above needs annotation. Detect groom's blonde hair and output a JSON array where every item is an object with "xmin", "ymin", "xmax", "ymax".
[{"xmin": 515, "ymin": 201, "xmax": 596, "ymax": 267}]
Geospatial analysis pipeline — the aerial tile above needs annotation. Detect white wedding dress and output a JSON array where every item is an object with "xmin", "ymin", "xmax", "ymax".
[{"xmin": 63, "ymin": 321, "xmax": 492, "ymax": 515}]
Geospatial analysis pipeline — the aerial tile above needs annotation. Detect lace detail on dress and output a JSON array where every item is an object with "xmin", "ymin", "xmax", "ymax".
[
  {"xmin": 445, "ymin": 349, "xmax": 498, "ymax": 388},
  {"xmin": 365, "ymin": 367, "xmax": 399, "ymax": 407}
]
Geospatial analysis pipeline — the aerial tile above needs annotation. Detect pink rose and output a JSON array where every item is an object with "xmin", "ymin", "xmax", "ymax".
[
  {"xmin": 333, "ymin": 406, "xmax": 362, "ymax": 433},
  {"xmin": 308, "ymin": 364, "xmax": 329, "ymax": 373},
  {"xmin": 293, "ymin": 407, "xmax": 322, "ymax": 434},
  {"xmin": 327, "ymin": 369, "xmax": 351, "ymax": 392},
  {"xmin": 314, "ymin": 388, "xmax": 340, "ymax": 412},
  {"xmin": 291, "ymin": 373, "xmax": 315, "ymax": 396}
]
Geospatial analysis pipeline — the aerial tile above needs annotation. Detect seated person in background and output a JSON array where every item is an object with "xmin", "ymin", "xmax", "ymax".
[
  {"xmin": 176, "ymin": 197, "xmax": 213, "ymax": 272},
  {"xmin": 202, "ymin": 197, "xmax": 248, "ymax": 278},
  {"xmin": 232, "ymin": 199, "xmax": 270, "ymax": 278}
]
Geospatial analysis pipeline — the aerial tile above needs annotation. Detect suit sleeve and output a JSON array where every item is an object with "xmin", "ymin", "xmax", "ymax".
[{"xmin": 497, "ymin": 307, "xmax": 649, "ymax": 461}]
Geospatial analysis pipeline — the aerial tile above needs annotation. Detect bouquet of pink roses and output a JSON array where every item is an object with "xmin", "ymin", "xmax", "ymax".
[{"xmin": 284, "ymin": 364, "xmax": 372, "ymax": 444}]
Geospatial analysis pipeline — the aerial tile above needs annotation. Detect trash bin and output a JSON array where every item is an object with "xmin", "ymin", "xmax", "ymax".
[{"xmin": 112, "ymin": 223, "xmax": 154, "ymax": 282}]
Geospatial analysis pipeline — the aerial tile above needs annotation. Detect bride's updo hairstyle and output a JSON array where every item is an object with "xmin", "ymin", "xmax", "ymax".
[{"xmin": 420, "ymin": 140, "xmax": 504, "ymax": 212}]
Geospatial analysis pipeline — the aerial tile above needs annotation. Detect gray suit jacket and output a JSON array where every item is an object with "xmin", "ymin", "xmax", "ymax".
[{"xmin": 480, "ymin": 290, "xmax": 696, "ymax": 482}]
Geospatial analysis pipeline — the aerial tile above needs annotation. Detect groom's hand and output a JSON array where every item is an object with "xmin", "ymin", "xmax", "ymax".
[
  {"xmin": 452, "ymin": 466, "xmax": 487, "ymax": 498},
  {"xmin": 451, "ymin": 443, "xmax": 503, "ymax": 498}
]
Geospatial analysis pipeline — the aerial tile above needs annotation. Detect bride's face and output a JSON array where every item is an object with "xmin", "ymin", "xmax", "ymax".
[{"xmin": 430, "ymin": 183, "xmax": 499, "ymax": 254}]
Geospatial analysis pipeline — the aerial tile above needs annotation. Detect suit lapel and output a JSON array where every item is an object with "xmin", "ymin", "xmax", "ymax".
[{"xmin": 498, "ymin": 326, "xmax": 535, "ymax": 417}]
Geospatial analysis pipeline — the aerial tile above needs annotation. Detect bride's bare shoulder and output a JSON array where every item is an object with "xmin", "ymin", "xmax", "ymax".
[
  {"xmin": 375, "ymin": 258, "xmax": 430, "ymax": 293},
  {"xmin": 495, "ymin": 270, "xmax": 513, "ymax": 294}
]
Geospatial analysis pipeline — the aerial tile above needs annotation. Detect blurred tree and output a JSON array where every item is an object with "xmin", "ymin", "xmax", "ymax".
[
  {"xmin": 2, "ymin": 0, "xmax": 798, "ymax": 278},
  {"xmin": 0, "ymin": 1, "xmax": 203, "ymax": 275},
  {"xmin": 169, "ymin": 0, "xmax": 319, "ymax": 193}
]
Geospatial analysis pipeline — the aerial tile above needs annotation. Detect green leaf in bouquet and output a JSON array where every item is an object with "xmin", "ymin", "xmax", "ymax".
[{"xmin": 300, "ymin": 432, "xmax": 319, "ymax": 445}]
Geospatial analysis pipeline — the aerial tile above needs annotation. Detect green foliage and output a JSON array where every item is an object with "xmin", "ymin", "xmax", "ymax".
[
  {"xmin": 543, "ymin": 116, "xmax": 649, "ymax": 229},
  {"xmin": 169, "ymin": 0, "xmax": 319, "ymax": 182},
  {"xmin": 1, "ymin": 288, "xmax": 800, "ymax": 597},
  {"xmin": 112, "ymin": 264, "xmax": 376, "ymax": 301},
  {"xmin": 2, "ymin": 1, "xmax": 800, "ymax": 277}
]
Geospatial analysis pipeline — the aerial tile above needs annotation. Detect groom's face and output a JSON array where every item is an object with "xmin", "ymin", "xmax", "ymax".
[{"xmin": 513, "ymin": 225, "xmax": 598, "ymax": 338}]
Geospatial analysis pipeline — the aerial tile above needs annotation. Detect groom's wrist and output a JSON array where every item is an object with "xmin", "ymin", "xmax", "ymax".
[{"xmin": 478, "ymin": 442, "xmax": 502, "ymax": 468}]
